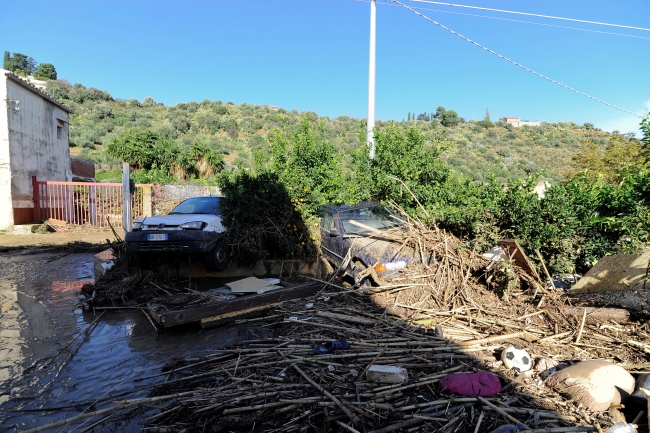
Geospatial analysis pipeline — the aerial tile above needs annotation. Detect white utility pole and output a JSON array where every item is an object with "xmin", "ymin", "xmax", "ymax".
[
  {"xmin": 367, "ymin": 0, "xmax": 377, "ymax": 159},
  {"xmin": 122, "ymin": 162, "xmax": 132, "ymax": 236}
]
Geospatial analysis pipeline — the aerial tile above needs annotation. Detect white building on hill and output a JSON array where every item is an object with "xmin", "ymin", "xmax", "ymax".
[{"xmin": 504, "ymin": 117, "xmax": 541, "ymax": 128}]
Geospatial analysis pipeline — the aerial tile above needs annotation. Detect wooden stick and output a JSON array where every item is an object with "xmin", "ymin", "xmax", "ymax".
[
  {"xmin": 456, "ymin": 331, "xmax": 535, "ymax": 346},
  {"xmin": 292, "ymin": 364, "xmax": 361, "ymax": 426},
  {"xmin": 478, "ymin": 396, "xmax": 529, "ymax": 429},
  {"xmin": 42, "ymin": 311, "xmax": 106, "ymax": 370},
  {"xmin": 140, "ymin": 308, "xmax": 159, "ymax": 333},
  {"xmin": 317, "ymin": 310, "xmax": 376, "ymax": 325},
  {"xmin": 367, "ymin": 417, "xmax": 424, "ymax": 433},
  {"xmin": 575, "ymin": 308, "xmax": 587, "ymax": 344},
  {"xmin": 482, "ymin": 407, "xmax": 576, "ymax": 421},
  {"xmin": 538, "ymin": 331, "xmax": 572, "ymax": 343},
  {"xmin": 21, "ymin": 391, "xmax": 195, "ymax": 433},
  {"xmin": 526, "ymin": 429, "xmax": 594, "ymax": 433},
  {"xmin": 535, "ymin": 249, "xmax": 556, "ymax": 290},
  {"xmin": 222, "ymin": 401, "xmax": 292, "ymax": 414},
  {"xmin": 336, "ymin": 420, "xmax": 362, "ymax": 433},
  {"xmin": 473, "ymin": 411, "xmax": 484, "ymax": 433}
]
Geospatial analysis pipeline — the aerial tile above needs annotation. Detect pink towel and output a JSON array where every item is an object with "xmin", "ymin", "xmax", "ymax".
[{"xmin": 439, "ymin": 371, "xmax": 502, "ymax": 397}]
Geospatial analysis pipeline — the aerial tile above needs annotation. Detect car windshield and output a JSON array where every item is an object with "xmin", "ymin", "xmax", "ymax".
[
  {"xmin": 338, "ymin": 205, "xmax": 405, "ymax": 235},
  {"xmin": 169, "ymin": 197, "xmax": 222, "ymax": 215}
]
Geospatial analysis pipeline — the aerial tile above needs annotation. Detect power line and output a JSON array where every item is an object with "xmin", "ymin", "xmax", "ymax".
[
  {"xmin": 410, "ymin": 0, "xmax": 650, "ymax": 32},
  {"xmin": 356, "ymin": 0, "xmax": 650, "ymax": 40},
  {"xmin": 387, "ymin": 0, "xmax": 641, "ymax": 118}
]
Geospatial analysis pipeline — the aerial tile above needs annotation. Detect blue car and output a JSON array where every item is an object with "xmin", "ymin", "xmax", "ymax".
[{"xmin": 318, "ymin": 203, "xmax": 416, "ymax": 286}]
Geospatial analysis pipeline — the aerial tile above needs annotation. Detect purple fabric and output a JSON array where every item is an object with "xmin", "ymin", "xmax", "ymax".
[{"xmin": 439, "ymin": 371, "xmax": 502, "ymax": 397}]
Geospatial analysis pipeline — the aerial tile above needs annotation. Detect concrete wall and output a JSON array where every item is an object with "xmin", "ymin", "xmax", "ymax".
[
  {"xmin": 1, "ymin": 71, "xmax": 71, "ymax": 228},
  {"xmin": 0, "ymin": 75, "xmax": 12, "ymax": 229}
]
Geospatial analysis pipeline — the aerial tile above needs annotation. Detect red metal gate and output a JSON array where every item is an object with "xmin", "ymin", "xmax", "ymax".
[{"xmin": 32, "ymin": 177, "xmax": 153, "ymax": 228}]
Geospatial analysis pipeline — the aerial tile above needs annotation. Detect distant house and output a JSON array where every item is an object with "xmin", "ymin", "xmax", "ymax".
[
  {"xmin": 0, "ymin": 69, "xmax": 73, "ymax": 229},
  {"xmin": 504, "ymin": 117, "xmax": 541, "ymax": 128}
]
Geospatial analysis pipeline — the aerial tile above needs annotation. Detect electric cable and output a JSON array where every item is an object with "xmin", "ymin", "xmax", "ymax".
[
  {"xmin": 387, "ymin": 0, "xmax": 642, "ymax": 117},
  {"xmin": 355, "ymin": 0, "xmax": 650, "ymax": 40},
  {"xmin": 410, "ymin": 0, "xmax": 650, "ymax": 32}
]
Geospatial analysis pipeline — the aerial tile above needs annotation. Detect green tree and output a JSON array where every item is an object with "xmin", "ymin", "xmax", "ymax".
[
  {"xmin": 28, "ymin": 57, "xmax": 37, "ymax": 75},
  {"xmin": 641, "ymin": 114, "xmax": 650, "ymax": 163},
  {"xmin": 569, "ymin": 135, "xmax": 645, "ymax": 183},
  {"xmin": 3, "ymin": 52, "xmax": 29, "ymax": 74},
  {"xmin": 441, "ymin": 109, "xmax": 460, "ymax": 127},
  {"xmin": 263, "ymin": 116, "xmax": 343, "ymax": 220},
  {"xmin": 34, "ymin": 63, "xmax": 57, "ymax": 80},
  {"xmin": 106, "ymin": 129, "xmax": 175, "ymax": 170}
]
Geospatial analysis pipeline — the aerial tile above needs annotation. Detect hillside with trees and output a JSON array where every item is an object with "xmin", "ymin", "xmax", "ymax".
[
  {"xmin": 37, "ymin": 79, "xmax": 618, "ymax": 184},
  {"xmin": 0, "ymin": 70, "xmax": 639, "ymax": 276}
]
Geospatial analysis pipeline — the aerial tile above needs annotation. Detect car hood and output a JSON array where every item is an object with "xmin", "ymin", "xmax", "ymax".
[
  {"xmin": 347, "ymin": 234, "xmax": 421, "ymax": 265},
  {"xmin": 135, "ymin": 214, "xmax": 225, "ymax": 232}
]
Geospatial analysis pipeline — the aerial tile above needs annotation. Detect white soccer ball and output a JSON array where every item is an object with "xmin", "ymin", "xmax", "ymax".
[{"xmin": 501, "ymin": 345, "xmax": 532, "ymax": 372}]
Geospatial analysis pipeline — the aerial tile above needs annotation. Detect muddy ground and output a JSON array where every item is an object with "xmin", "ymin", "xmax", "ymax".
[
  {"xmin": 1, "ymin": 231, "xmax": 649, "ymax": 432},
  {"xmin": 0, "ymin": 229, "xmax": 112, "ymax": 249},
  {"xmin": 0, "ymin": 248, "xmax": 250, "ymax": 432}
]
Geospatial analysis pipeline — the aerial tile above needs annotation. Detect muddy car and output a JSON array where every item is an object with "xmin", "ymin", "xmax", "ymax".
[
  {"xmin": 125, "ymin": 196, "xmax": 228, "ymax": 271},
  {"xmin": 319, "ymin": 203, "xmax": 415, "ymax": 286}
]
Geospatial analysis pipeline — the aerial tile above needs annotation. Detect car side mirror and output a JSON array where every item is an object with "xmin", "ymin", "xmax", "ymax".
[{"xmin": 329, "ymin": 229, "xmax": 339, "ymax": 237}]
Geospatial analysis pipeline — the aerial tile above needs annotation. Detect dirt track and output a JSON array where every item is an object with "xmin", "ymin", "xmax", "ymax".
[{"xmin": 0, "ymin": 229, "xmax": 113, "ymax": 248}]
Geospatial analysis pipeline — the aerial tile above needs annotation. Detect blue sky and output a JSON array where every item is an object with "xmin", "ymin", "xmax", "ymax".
[{"xmin": 2, "ymin": 0, "xmax": 648, "ymax": 134}]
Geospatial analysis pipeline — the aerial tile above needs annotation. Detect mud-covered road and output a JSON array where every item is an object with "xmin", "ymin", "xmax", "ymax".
[{"xmin": 0, "ymin": 250, "xmax": 246, "ymax": 432}]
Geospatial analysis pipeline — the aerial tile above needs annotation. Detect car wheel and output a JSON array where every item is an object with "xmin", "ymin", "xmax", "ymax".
[
  {"xmin": 133, "ymin": 253, "xmax": 150, "ymax": 270},
  {"xmin": 207, "ymin": 239, "xmax": 228, "ymax": 272}
]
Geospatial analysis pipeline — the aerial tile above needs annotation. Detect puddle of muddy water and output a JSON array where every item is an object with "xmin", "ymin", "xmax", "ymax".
[{"xmin": 0, "ymin": 253, "xmax": 246, "ymax": 432}]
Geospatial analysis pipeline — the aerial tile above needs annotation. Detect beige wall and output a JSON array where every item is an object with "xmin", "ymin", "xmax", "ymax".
[
  {"xmin": 0, "ymin": 75, "xmax": 13, "ymax": 229},
  {"xmin": 0, "ymin": 71, "xmax": 71, "ymax": 229}
]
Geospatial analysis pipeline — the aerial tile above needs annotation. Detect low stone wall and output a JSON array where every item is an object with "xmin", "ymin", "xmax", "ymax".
[
  {"xmin": 153, "ymin": 185, "xmax": 220, "ymax": 200},
  {"xmin": 151, "ymin": 185, "xmax": 221, "ymax": 216}
]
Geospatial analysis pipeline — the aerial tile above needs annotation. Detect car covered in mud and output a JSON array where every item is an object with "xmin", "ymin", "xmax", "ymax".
[
  {"xmin": 318, "ymin": 202, "xmax": 415, "ymax": 286},
  {"xmin": 125, "ymin": 196, "xmax": 228, "ymax": 271}
]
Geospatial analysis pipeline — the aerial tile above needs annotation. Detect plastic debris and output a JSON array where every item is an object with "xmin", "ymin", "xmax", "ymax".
[
  {"xmin": 603, "ymin": 423, "xmax": 637, "ymax": 433},
  {"xmin": 367, "ymin": 365, "xmax": 408, "ymax": 384},
  {"xmin": 313, "ymin": 339, "xmax": 349, "ymax": 355}
]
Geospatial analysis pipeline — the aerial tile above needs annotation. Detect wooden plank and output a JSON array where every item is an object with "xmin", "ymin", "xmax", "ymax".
[
  {"xmin": 498, "ymin": 239, "xmax": 542, "ymax": 283},
  {"xmin": 316, "ymin": 311, "xmax": 376, "ymax": 325},
  {"xmin": 560, "ymin": 306, "xmax": 630, "ymax": 324},
  {"xmin": 570, "ymin": 250, "xmax": 650, "ymax": 294},
  {"xmin": 201, "ymin": 303, "xmax": 280, "ymax": 328},
  {"xmin": 160, "ymin": 282, "xmax": 323, "ymax": 327}
]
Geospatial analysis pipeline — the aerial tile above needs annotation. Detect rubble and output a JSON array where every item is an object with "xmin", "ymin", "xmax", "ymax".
[{"xmin": 67, "ymin": 219, "xmax": 650, "ymax": 433}]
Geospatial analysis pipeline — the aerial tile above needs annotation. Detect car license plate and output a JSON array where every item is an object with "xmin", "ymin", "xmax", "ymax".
[{"xmin": 148, "ymin": 234, "xmax": 168, "ymax": 241}]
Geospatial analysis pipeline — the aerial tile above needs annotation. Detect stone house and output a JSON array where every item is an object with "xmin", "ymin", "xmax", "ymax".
[{"xmin": 0, "ymin": 69, "xmax": 73, "ymax": 229}]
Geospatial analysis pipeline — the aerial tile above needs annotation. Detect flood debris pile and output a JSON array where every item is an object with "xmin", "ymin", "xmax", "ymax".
[
  {"xmin": 358, "ymin": 216, "xmax": 541, "ymax": 315},
  {"xmin": 69, "ymin": 216, "xmax": 650, "ymax": 432},
  {"xmin": 70, "ymin": 287, "xmax": 647, "ymax": 433}
]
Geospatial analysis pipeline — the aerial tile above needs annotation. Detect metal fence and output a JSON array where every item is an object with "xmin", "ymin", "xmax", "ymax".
[{"xmin": 32, "ymin": 177, "xmax": 153, "ymax": 228}]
